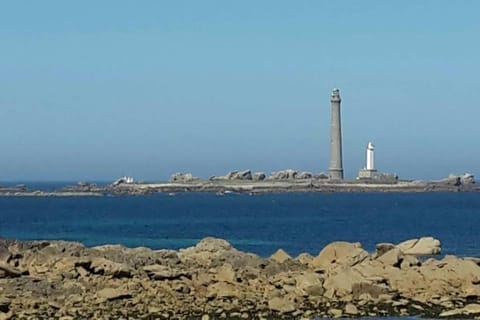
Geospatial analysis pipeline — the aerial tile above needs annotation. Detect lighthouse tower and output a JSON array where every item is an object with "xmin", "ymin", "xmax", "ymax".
[
  {"xmin": 358, "ymin": 142, "xmax": 378, "ymax": 179},
  {"xmin": 366, "ymin": 142, "xmax": 375, "ymax": 171},
  {"xmin": 328, "ymin": 88, "xmax": 344, "ymax": 180}
]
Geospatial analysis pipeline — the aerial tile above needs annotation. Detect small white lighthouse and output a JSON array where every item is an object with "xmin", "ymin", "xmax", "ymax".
[
  {"xmin": 358, "ymin": 142, "xmax": 378, "ymax": 179},
  {"xmin": 366, "ymin": 142, "xmax": 375, "ymax": 171}
]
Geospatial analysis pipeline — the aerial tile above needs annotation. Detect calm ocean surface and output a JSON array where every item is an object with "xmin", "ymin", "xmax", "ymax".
[{"xmin": 0, "ymin": 191, "xmax": 479, "ymax": 258}]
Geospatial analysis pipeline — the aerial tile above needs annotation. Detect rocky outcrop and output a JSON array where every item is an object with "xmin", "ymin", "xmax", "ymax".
[
  {"xmin": 0, "ymin": 236, "xmax": 479, "ymax": 319},
  {"xmin": 396, "ymin": 236, "xmax": 441, "ymax": 255},
  {"xmin": 169, "ymin": 173, "xmax": 199, "ymax": 183},
  {"xmin": 267, "ymin": 169, "xmax": 314, "ymax": 181},
  {"xmin": 209, "ymin": 170, "xmax": 266, "ymax": 182},
  {"xmin": 444, "ymin": 173, "xmax": 476, "ymax": 186},
  {"xmin": 210, "ymin": 170, "xmax": 252, "ymax": 181},
  {"xmin": 252, "ymin": 172, "xmax": 266, "ymax": 181}
]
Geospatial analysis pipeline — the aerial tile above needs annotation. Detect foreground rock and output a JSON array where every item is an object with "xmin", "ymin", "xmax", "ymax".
[{"xmin": 0, "ymin": 236, "xmax": 479, "ymax": 319}]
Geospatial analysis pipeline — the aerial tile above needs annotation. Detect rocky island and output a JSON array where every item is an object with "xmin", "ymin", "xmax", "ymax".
[
  {"xmin": 0, "ymin": 170, "xmax": 477, "ymax": 196},
  {"xmin": 1, "ymin": 236, "xmax": 480, "ymax": 319}
]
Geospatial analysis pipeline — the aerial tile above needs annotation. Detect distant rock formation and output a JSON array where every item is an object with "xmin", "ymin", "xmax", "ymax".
[
  {"xmin": 267, "ymin": 169, "xmax": 314, "ymax": 181},
  {"xmin": 210, "ymin": 170, "xmax": 266, "ymax": 181},
  {"xmin": 252, "ymin": 172, "xmax": 266, "ymax": 181},
  {"xmin": 169, "ymin": 173, "xmax": 199, "ymax": 183},
  {"xmin": 429, "ymin": 173, "xmax": 476, "ymax": 189}
]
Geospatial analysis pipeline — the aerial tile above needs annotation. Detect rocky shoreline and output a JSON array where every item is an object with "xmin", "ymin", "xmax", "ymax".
[
  {"xmin": 0, "ymin": 172, "xmax": 477, "ymax": 196},
  {"xmin": 1, "ymin": 236, "xmax": 480, "ymax": 319}
]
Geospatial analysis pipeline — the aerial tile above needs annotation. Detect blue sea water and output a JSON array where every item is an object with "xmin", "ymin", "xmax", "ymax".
[{"xmin": 0, "ymin": 191, "xmax": 479, "ymax": 258}]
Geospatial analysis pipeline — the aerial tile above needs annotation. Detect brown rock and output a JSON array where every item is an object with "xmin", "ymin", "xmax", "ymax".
[
  {"xmin": 310, "ymin": 242, "xmax": 368, "ymax": 272},
  {"xmin": 376, "ymin": 247, "xmax": 402, "ymax": 267},
  {"xmin": 268, "ymin": 297, "xmax": 295, "ymax": 313},
  {"xmin": 397, "ymin": 237, "xmax": 441, "ymax": 255},
  {"xmin": 323, "ymin": 268, "xmax": 365, "ymax": 298},
  {"xmin": 295, "ymin": 252, "xmax": 314, "ymax": 265},
  {"xmin": 87, "ymin": 257, "xmax": 132, "ymax": 278},
  {"xmin": 206, "ymin": 282, "xmax": 242, "ymax": 298},
  {"xmin": 0, "ymin": 262, "xmax": 25, "ymax": 278},
  {"xmin": 143, "ymin": 264, "xmax": 190, "ymax": 280},
  {"xmin": 345, "ymin": 303, "xmax": 359, "ymax": 315},
  {"xmin": 329, "ymin": 308, "xmax": 343, "ymax": 318},
  {"xmin": 96, "ymin": 287, "xmax": 132, "ymax": 302},
  {"xmin": 295, "ymin": 271, "xmax": 324, "ymax": 297},
  {"xmin": 463, "ymin": 304, "xmax": 480, "ymax": 315},
  {"xmin": 375, "ymin": 243, "xmax": 395, "ymax": 257},
  {"xmin": 215, "ymin": 263, "xmax": 236, "ymax": 283},
  {"xmin": 270, "ymin": 249, "xmax": 292, "ymax": 264}
]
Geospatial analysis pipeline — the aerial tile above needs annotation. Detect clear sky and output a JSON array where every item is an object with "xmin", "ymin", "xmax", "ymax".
[{"xmin": 0, "ymin": 1, "xmax": 479, "ymax": 181}]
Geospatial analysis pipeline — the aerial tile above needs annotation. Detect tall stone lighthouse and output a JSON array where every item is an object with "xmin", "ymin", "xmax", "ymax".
[{"xmin": 328, "ymin": 88, "xmax": 344, "ymax": 180}]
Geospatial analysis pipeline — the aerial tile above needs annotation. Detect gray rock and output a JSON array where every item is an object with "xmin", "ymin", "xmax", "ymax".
[
  {"xmin": 232, "ymin": 170, "xmax": 252, "ymax": 180},
  {"xmin": 211, "ymin": 170, "xmax": 253, "ymax": 181},
  {"xmin": 169, "ymin": 173, "xmax": 198, "ymax": 183},
  {"xmin": 461, "ymin": 173, "xmax": 475, "ymax": 185},
  {"xmin": 314, "ymin": 172, "xmax": 329, "ymax": 179},
  {"xmin": 296, "ymin": 171, "xmax": 313, "ymax": 179},
  {"xmin": 440, "ymin": 173, "xmax": 475, "ymax": 187},
  {"xmin": 267, "ymin": 169, "xmax": 298, "ymax": 180},
  {"xmin": 252, "ymin": 172, "xmax": 266, "ymax": 181}
]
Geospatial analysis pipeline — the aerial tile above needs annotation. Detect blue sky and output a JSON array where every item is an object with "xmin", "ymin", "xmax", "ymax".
[{"xmin": 0, "ymin": 1, "xmax": 479, "ymax": 181}]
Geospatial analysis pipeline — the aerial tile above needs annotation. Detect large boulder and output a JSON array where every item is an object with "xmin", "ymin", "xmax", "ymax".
[
  {"xmin": 210, "ymin": 170, "xmax": 253, "ymax": 181},
  {"xmin": 169, "ymin": 173, "xmax": 198, "ymax": 183},
  {"xmin": 461, "ymin": 173, "xmax": 475, "ymax": 185},
  {"xmin": 296, "ymin": 171, "xmax": 313, "ymax": 179},
  {"xmin": 314, "ymin": 172, "xmax": 329, "ymax": 179},
  {"xmin": 294, "ymin": 271, "xmax": 324, "ymax": 296},
  {"xmin": 267, "ymin": 169, "xmax": 298, "ymax": 180},
  {"xmin": 178, "ymin": 237, "xmax": 256, "ymax": 268},
  {"xmin": 252, "ymin": 172, "xmax": 266, "ymax": 181},
  {"xmin": 322, "ymin": 267, "xmax": 366, "ymax": 298},
  {"xmin": 267, "ymin": 169, "xmax": 313, "ymax": 180},
  {"xmin": 396, "ymin": 237, "xmax": 441, "ymax": 255},
  {"xmin": 310, "ymin": 241, "xmax": 369, "ymax": 272},
  {"xmin": 269, "ymin": 249, "xmax": 292, "ymax": 264},
  {"xmin": 439, "ymin": 174, "xmax": 475, "ymax": 187},
  {"xmin": 84, "ymin": 257, "xmax": 132, "ymax": 278},
  {"xmin": 232, "ymin": 170, "xmax": 252, "ymax": 180}
]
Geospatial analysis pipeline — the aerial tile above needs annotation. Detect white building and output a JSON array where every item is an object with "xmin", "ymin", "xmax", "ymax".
[{"xmin": 358, "ymin": 142, "xmax": 378, "ymax": 179}]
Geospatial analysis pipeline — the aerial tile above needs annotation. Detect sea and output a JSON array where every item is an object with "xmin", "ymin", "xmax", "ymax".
[
  {"xmin": 0, "ymin": 185, "xmax": 479, "ymax": 259},
  {"xmin": 1, "ymin": 186, "xmax": 478, "ymax": 319}
]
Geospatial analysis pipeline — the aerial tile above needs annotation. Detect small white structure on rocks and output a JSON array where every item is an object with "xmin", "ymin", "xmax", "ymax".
[
  {"xmin": 358, "ymin": 142, "xmax": 378, "ymax": 179},
  {"xmin": 111, "ymin": 176, "xmax": 135, "ymax": 186}
]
